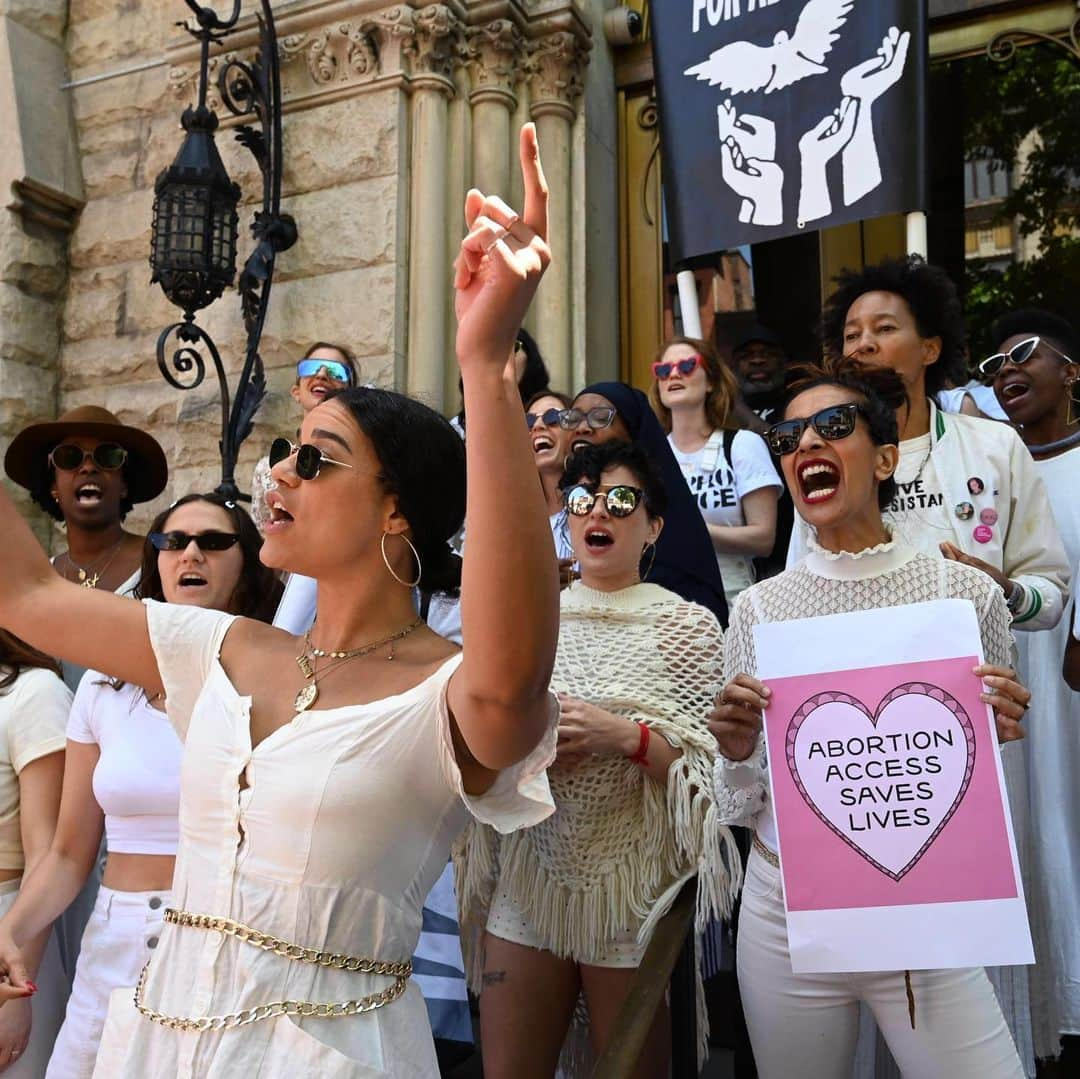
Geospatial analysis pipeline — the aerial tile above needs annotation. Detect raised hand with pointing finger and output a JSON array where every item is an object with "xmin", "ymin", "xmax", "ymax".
[{"xmin": 454, "ymin": 124, "xmax": 551, "ymax": 375}]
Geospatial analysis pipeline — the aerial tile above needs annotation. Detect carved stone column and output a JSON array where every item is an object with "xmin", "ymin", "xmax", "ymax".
[
  {"xmin": 403, "ymin": 5, "xmax": 461, "ymax": 411},
  {"xmin": 528, "ymin": 31, "xmax": 588, "ymax": 393},
  {"xmin": 467, "ymin": 19, "xmax": 522, "ymax": 197}
]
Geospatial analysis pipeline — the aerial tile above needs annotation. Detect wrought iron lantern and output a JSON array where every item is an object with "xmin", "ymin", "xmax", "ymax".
[
  {"xmin": 152, "ymin": 1, "xmax": 297, "ymax": 501},
  {"xmin": 150, "ymin": 104, "xmax": 241, "ymax": 318}
]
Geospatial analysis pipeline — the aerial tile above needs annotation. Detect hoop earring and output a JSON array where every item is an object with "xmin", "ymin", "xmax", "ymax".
[
  {"xmin": 640, "ymin": 542, "xmax": 657, "ymax": 582},
  {"xmin": 1068, "ymin": 377, "xmax": 1080, "ymax": 427},
  {"xmin": 381, "ymin": 531, "xmax": 422, "ymax": 588}
]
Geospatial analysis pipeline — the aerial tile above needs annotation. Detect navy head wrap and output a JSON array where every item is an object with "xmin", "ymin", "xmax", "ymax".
[{"xmin": 574, "ymin": 382, "xmax": 729, "ymax": 627}]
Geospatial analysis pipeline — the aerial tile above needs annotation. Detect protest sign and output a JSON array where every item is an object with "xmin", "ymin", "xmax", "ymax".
[
  {"xmin": 754, "ymin": 598, "xmax": 1033, "ymax": 973},
  {"xmin": 650, "ymin": 0, "xmax": 928, "ymax": 260}
]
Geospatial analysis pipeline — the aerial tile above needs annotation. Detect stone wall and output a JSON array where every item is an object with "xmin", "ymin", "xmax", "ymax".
[
  {"xmin": 0, "ymin": 0, "xmax": 82, "ymax": 543},
  {"xmin": 59, "ymin": 1, "xmax": 407, "ymax": 529},
  {"xmin": 0, "ymin": 0, "xmax": 616, "ymax": 536}
]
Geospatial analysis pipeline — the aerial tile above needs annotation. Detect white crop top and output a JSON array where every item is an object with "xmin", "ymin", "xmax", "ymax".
[{"xmin": 67, "ymin": 671, "xmax": 181, "ymax": 856}]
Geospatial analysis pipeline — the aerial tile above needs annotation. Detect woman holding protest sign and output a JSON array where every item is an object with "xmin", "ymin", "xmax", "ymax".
[
  {"xmin": 790, "ymin": 257, "xmax": 1066, "ymax": 1073},
  {"xmin": 711, "ymin": 357, "xmax": 1030, "ymax": 1078}
]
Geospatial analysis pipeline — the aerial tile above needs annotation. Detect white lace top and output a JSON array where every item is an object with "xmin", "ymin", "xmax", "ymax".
[{"xmin": 714, "ymin": 538, "xmax": 1014, "ymax": 852}]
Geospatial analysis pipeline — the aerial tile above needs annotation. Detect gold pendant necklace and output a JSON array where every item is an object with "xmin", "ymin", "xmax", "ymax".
[
  {"xmin": 66, "ymin": 537, "xmax": 125, "ymax": 590},
  {"xmin": 292, "ymin": 619, "xmax": 424, "ymax": 714}
]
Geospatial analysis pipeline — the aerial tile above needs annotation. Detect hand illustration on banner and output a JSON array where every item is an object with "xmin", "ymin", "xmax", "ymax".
[
  {"xmin": 840, "ymin": 27, "xmax": 912, "ymax": 205},
  {"xmin": 718, "ymin": 104, "xmax": 783, "ymax": 226},
  {"xmin": 717, "ymin": 100, "xmax": 776, "ymax": 159},
  {"xmin": 653, "ymin": 0, "xmax": 926, "ymax": 257},
  {"xmin": 797, "ymin": 97, "xmax": 858, "ymax": 225},
  {"xmin": 685, "ymin": 0, "xmax": 854, "ymax": 95}
]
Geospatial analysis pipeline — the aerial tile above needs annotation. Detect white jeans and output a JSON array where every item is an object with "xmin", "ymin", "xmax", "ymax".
[
  {"xmin": 737, "ymin": 847, "xmax": 1025, "ymax": 1079},
  {"xmin": 45, "ymin": 886, "xmax": 169, "ymax": 1079}
]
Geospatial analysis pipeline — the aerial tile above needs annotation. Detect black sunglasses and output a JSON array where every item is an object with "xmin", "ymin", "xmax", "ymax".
[
  {"xmin": 766, "ymin": 403, "xmax": 866, "ymax": 456},
  {"xmin": 149, "ymin": 531, "xmax": 240, "ymax": 552},
  {"xmin": 49, "ymin": 442, "xmax": 127, "ymax": 472},
  {"xmin": 978, "ymin": 335, "xmax": 1074, "ymax": 378},
  {"xmin": 565, "ymin": 484, "xmax": 644, "ymax": 518},
  {"xmin": 268, "ymin": 437, "xmax": 354, "ymax": 481}
]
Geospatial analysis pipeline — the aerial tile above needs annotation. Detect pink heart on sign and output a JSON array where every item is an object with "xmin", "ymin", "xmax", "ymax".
[{"xmin": 785, "ymin": 683, "xmax": 976, "ymax": 881}]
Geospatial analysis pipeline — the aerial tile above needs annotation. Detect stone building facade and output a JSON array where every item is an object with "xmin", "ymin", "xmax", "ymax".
[
  {"xmin": 3, "ymin": 0, "xmax": 1074, "ymax": 538},
  {"xmin": 0, "ymin": 0, "xmax": 618, "ymax": 534}
]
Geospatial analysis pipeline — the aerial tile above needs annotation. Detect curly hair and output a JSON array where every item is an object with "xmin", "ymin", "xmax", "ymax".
[
  {"xmin": 783, "ymin": 357, "xmax": 908, "ymax": 512},
  {"xmin": 559, "ymin": 440, "xmax": 668, "ymax": 520},
  {"xmin": 990, "ymin": 308, "xmax": 1077, "ymax": 360},
  {"xmin": 648, "ymin": 336, "xmax": 739, "ymax": 433},
  {"xmin": 821, "ymin": 256, "xmax": 967, "ymax": 397}
]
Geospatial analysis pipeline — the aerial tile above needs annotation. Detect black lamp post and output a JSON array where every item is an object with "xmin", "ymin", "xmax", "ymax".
[{"xmin": 151, "ymin": 0, "xmax": 297, "ymax": 501}]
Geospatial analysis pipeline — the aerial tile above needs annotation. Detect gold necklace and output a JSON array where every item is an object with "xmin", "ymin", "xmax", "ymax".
[
  {"xmin": 64, "ymin": 537, "xmax": 125, "ymax": 589},
  {"xmin": 293, "ymin": 619, "xmax": 424, "ymax": 713}
]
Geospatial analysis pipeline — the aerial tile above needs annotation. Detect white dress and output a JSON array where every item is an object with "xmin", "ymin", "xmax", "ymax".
[
  {"xmin": 1017, "ymin": 445, "xmax": 1080, "ymax": 1039},
  {"xmin": 92, "ymin": 601, "xmax": 556, "ymax": 1078}
]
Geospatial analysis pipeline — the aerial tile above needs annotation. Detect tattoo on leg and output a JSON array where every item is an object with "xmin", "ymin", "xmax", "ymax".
[{"xmin": 482, "ymin": 970, "xmax": 507, "ymax": 986}]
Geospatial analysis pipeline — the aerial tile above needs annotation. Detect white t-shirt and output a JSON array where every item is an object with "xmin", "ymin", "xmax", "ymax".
[
  {"xmin": 937, "ymin": 383, "xmax": 1008, "ymax": 422},
  {"xmin": 66, "ymin": 672, "xmax": 181, "ymax": 856},
  {"xmin": 669, "ymin": 429, "xmax": 781, "ymax": 602},
  {"xmin": 0, "ymin": 668, "xmax": 70, "ymax": 871}
]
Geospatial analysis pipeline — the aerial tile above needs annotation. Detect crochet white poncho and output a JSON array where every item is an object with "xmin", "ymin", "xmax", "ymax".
[{"xmin": 457, "ymin": 581, "xmax": 740, "ymax": 1064}]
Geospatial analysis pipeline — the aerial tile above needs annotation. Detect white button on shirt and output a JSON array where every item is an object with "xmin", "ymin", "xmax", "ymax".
[{"xmin": 94, "ymin": 601, "xmax": 556, "ymax": 1078}]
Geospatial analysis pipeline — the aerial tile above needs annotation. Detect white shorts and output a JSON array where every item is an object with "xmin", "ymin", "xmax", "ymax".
[
  {"xmin": 45, "ymin": 886, "xmax": 170, "ymax": 1079},
  {"xmin": 486, "ymin": 885, "xmax": 645, "ymax": 968}
]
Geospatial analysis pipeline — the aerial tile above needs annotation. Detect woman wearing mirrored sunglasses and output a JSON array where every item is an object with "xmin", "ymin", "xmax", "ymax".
[
  {"xmin": 0, "ymin": 493, "xmax": 279, "ymax": 1079},
  {"xmin": 710, "ymin": 357, "xmax": 1031, "ymax": 1079},
  {"xmin": 989, "ymin": 310, "xmax": 1080, "ymax": 1060},
  {"xmin": 0, "ymin": 125, "xmax": 559, "ymax": 1079},
  {"xmin": 649, "ymin": 336, "xmax": 782, "ymax": 608},
  {"xmin": 249, "ymin": 342, "xmax": 360, "ymax": 533},
  {"xmin": 565, "ymin": 381, "xmax": 730, "ymax": 626},
  {"xmin": 461, "ymin": 440, "xmax": 735, "ymax": 1077},
  {"xmin": 797, "ymin": 259, "xmax": 1068, "ymax": 1074}
]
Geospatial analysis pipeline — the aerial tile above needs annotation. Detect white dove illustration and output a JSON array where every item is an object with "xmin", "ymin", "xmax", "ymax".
[{"xmin": 685, "ymin": 0, "xmax": 855, "ymax": 95}]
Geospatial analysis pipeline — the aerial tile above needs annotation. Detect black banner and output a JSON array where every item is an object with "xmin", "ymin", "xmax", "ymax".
[{"xmin": 650, "ymin": 0, "xmax": 928, "ymax": 261}]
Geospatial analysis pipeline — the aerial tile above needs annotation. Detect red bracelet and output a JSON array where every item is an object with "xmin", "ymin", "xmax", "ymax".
[{"xmin": 629, "ymin": 722, "xmax": 650, "ymax": 766}]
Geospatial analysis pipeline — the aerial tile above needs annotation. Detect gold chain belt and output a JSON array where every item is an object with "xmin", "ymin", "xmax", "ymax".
[
  {"xmin": 133, "ymin": 908, "xmax": 412, "ymax": 1033},
  {"xmin": 752, "ymin": 833, "xmax": 780, "ymax": 868}
]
